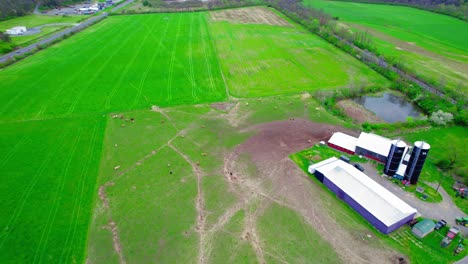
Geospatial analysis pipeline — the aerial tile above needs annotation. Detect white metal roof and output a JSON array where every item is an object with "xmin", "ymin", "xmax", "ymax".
[
  {"xmin": 327, "ymin": 132, "xmax": 357, "ymax": 152},
  {"xmin": 310, "ymin": 158, "xmax": 417, "ymax": 226},
  {"xmin": 414, "ymin": 141, "xmax": 430, "ymax": 150},
  {"xmin": 356, "ymin": 132, "xmax": 392, "ymax": 157}
]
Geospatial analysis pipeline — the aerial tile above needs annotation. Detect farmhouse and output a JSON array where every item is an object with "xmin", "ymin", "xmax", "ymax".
[
  {"xmin": 308, "ymin": 157, "xmax": 417, "ymax": 234},
  {"xmin": 6, "ymin": 26, "xmax": 27, "ymax": 35}
]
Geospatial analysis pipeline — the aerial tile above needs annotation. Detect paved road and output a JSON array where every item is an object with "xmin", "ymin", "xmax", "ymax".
[{"xmin": 0, "ymin": 13, "xmax": 108, "ymax": 64}]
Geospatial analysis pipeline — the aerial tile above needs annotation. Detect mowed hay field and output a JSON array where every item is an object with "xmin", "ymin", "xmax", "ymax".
[
  {"xmin": 0, "ymin": 116, "xmax": 105, "ymax": 263},
  {"xmin": 304, "ymin": 0, "xmax": 468, "ymax": 94},
  {"xmin": 209, "ymin": 7, "xmax": 390, "ymax": 97},
  {"xmin": 0, "ymin": 12, "xmax": 226, "ymax": 123}
]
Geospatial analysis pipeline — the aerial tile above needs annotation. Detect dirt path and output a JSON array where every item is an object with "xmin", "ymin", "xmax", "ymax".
[
  {"xmin": 98, "ymin": 182, "xmax": 126, "ymax": 264},
  {"xmin": 220, "ymin": 118, "xmax": 404, "ymax": 263}
]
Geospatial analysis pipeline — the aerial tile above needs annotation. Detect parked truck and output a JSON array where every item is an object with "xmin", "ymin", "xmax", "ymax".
[{"xmin": 441, "ymin": 226, "xmax": 460, "ymax": 248}]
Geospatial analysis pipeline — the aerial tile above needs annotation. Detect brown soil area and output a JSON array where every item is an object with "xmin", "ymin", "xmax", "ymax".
[
  {"xmin": 210, "ymin": 7, "xmax": 290, "ymax": 26},
  {"xmin": 337, "ymin": 99, "xmax": 383, "ymax": 124},
  {"xmin": 221, "ymin": 118, "xmax": 404, "ymax": 263}
]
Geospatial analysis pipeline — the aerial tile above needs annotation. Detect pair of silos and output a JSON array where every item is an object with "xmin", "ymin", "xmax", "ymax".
[{"xmin": 384, "ymin": 140, "xmax": 430, "ymax": 184}]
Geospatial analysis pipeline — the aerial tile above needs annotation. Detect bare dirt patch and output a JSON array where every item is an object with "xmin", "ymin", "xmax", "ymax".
[
  {"xmin": 210, "ymin": 7, "xmax": 290, "ymax": 26},
  {"xmin": 210, "ymin": 102, "xmax": 235, "ymax": 112},
  {"xmin": 222, "ymin": 119, "xmax": 401, "ymax": 263},
  {"xmin": 337, "ymin": 99, "xmax": 383, "ymax": 124}
]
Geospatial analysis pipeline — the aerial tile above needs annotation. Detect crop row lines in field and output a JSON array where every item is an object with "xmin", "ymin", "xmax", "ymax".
[
  {"xmin": 132, "ymin": 17, "xmax": 172, "ymax": 108},
  {"xmin": 104, "ymin": 17, "xmax": 160, "ymax": 109},
  {"xmin": 34, "ymin": 20, "xmax": 128, "ymax": 119},
  {"xmin": 33, "ymin": 129, "xmax": 84, "ymax": 263},
  {"xmin": 0, "ymin": 131, "xmax": 69, "ymax": 250},
  {"xmin": 66, "ymin": 17, "xmax": 143, "ymax": 115},
  {"xmin": 166, "ymin": 15, "xmax": 183, "ymax": 102},
  {"xmin": 59, "ymin": 122, "xmax": 101, "ymax": 262}
]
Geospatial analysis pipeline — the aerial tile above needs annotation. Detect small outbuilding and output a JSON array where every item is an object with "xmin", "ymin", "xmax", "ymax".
[
  {"xmin": 6, "ymin": 26, "xmax": 27, "ymax": 35},
  {"xmin": 412, "ymin": 219, "xmax": 435, "ymax": 238}
]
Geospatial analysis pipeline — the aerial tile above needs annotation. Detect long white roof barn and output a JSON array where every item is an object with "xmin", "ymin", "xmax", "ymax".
[{"xmin": 309, "ymin": 157, "xmax": 417, "ymax": 233}]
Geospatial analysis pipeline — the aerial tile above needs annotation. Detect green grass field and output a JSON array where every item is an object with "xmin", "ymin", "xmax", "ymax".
[
  {"xmin": 209, "ymin": 8, "xmax": 390, "ymax": 97},
  {"xmin": 87, "ymin": 94, "xmax": 348, "ymax": 263},
  {"xmin": 304, "ymin": 0, "xmax": 468, "ymax": 94},
  {"xmin": 0, "ymin": 12, "xmax": 226, "ymax": 123},
  {"xmin": 0, "ymin": 116, "xmax": 105, "ymax": 264}
]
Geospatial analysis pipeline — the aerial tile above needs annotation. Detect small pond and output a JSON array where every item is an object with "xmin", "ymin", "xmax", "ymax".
[{"xmin": 353, "ymin": 92, "xmax": 423, "ymax": 123}]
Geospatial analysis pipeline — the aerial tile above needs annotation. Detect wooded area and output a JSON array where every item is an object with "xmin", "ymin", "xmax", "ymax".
[{"xmin": 0, "ymin": 0, "xmax": 83, "ymax": 20}]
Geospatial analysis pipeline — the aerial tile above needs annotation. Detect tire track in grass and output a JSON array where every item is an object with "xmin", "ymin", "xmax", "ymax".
[
  {"xmin": 199, "ymin": 15, "xmax": 220, "ymax": 99},
  {"xmin": 166, "ymin": 14, "xmax": 183, "ymax": 102},
  {"xmin": 66, "ymin": 18, "xmax": 142, "ymax": 114},
  {"xmin": 35, "ymin": 19, "xmax": 129, "ymax": 118},
  {"xmin": 131, "ymin": 16, "xmax": 172, "ymax": 107},
  {"xmin": 104, "ymin": 16, "xmax": 160, "ymax": 109},
  {"xmin": 0, "ymin": 133, "xmax": 30, "ymax": 169},
  {"xmin": 59, "ymin": 122, "xmax": 100, "ymax": 262},
  {"xmin": 33, "ymin": 129, "xmax": 83, "ymax": 264},
  {"xmin": 0, "ymin": 65, "xmax": 55, "ymax": 116},
  {"xmin": 0, "ymin": 131, "xmax": 69, "ymax": 249},
  {"xmin": 187, "ymin": 12, "xmax": 199, "ymax": 102}
]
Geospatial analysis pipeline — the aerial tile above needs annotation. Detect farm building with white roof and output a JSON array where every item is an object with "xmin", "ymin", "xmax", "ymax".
[
  {"xmin": 327, "ymin": 132, "xmax": 393, "ymax": 163},
  {"xmin": 5, "ymin": 26, "xmax": 27, "ymax": 35},
  {"xmin": 355, "ymin": 132, "xmax": 392, "ymax": 163},
  {"xmin": 308, "ymin": 157, "xmax": 417, "ymax": 234},
  {"xmin": 327, "ymin": 132, "xmax": 357, "ymax": 154}
]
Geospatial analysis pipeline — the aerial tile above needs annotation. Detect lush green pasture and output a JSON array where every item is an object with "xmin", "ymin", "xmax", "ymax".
[
  {"xmin": 258, "ymin": 204, "xmax": 341, "ymax": 263},
  {"xmin": 0, "ymin": 115, "xmax": 105, "ymax": 264},
  {"xmin": 304, "ymin": 0, "xmax": 468, "ymax": 94},
  {"xmin": 0, "ymin": 12, "xmax": 226, "ymax": 123},
  {"xmin": 87, "ymin": 93, "xmax": 347, "ymax": 263},
  {"xmin": 208, "ymin": 9, "xmax": 390, "ymax": 98}
]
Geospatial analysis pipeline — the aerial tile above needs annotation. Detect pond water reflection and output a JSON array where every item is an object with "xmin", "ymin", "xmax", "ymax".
[{"xmin": 353, "ymin": 93, "xmax": 423, "ymax": 123}]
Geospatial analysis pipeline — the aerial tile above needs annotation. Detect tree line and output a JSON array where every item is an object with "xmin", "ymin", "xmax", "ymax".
[{"xmin": 0, "ymin": 0, "xmax": 84, "ymax": 20}]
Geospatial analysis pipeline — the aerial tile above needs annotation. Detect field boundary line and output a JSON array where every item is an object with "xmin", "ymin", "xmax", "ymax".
[
  {"xmin": 166, "ymin": 14, "xmax": 183, "ymax": 102},
  {"xmin": 33, "ymin": 128, "xmax": 83, "ymax": 263},
  {"xmin": 66, "ymin": 18, "xmax": 142, "ymax": 114},
  {"xmin": 0, "ymin": 131, "xmax": 69, "ymax": 249},
  {"xmin": 199, "ymin": 15, "xmax": 218, "ymax": 98},
  {"xmin": 59, "ymin": 121, "xmax": 100, "ymax": 262}
]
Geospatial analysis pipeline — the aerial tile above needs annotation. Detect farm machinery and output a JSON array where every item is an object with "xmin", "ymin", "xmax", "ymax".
[{"xmin": 455, "ymin": 217, "xmax": 468, "ymax": 227}]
